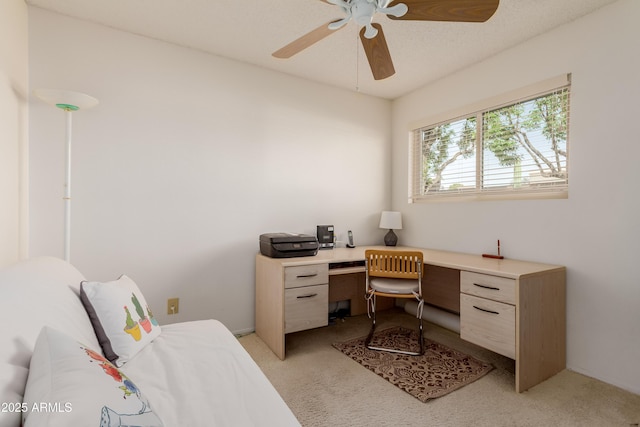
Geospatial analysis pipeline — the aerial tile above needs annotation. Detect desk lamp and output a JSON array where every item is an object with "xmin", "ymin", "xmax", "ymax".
[
  {"xmin": 379, "ymin": 211, "xmax": 402, "ymax": 246},
  {"xmin": 34, "ymin": 89, "xmax": 99, "ymax": 262}
]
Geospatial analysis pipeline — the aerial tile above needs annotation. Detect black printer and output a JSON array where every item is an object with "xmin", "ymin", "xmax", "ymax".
[{"xmin": 259, "ymin": 233, "xmax": 319, "ymax": 258}]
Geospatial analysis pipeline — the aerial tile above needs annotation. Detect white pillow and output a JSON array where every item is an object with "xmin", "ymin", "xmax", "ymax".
[
  {"xmin": 0, "ymin": 256, "xmax": 102, "ymax": 427},
  {"xmin": 80, "ymin": 275, "xmax": 161, "ymax": 367},
  {"xmin": 22, "ymin": 327, "xmax": 163, "ymax": 427}
]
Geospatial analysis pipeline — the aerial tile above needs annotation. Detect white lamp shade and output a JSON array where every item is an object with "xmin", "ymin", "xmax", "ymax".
[
  {"xmin": 379, "ymin": 211, "xmax": 402, "ymax": 230},
  {"xmin": 34, "ymin": 89, "xmax": 99, "ymax": 111}
]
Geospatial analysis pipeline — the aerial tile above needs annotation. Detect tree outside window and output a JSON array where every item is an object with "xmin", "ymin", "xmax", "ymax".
[{"xmin": 412, "ymin": 86, "xmax": 569, "ymax": 201}]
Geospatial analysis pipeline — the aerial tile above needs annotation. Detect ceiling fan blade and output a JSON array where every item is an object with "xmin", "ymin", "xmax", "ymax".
[
  {"xmin": 388, "ymin": 0, "xmax": 499, "ymax": 22},
  {"xmin": 360, "ymin": 23, "xmax": 395, "ymax": 81},
  {"xmin": 273, "ymin": 21, "xmax": 342, "ymax": 59}
]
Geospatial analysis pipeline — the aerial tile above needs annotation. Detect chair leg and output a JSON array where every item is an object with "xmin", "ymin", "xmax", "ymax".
[
  {"xmin": 364, "ymin": 294, "xmax": 377, "ymax": 349},
  {"xmin": 364, "ymin": 295, "xmax": 425, "ymax": 356},
  {"xmin": 418, "ymin": 315, "xmax": 424, "ymax": 356}
]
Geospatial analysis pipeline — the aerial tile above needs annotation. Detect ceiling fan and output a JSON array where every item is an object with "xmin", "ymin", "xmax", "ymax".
[{"xmin": 273, "ymin": 0, "xmax": 500, "ymax": 80}]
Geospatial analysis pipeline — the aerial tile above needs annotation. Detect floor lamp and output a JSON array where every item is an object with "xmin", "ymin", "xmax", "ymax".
[{"xmin": 34, "ymin": 89, "xmax": 99, "ymax": 262}]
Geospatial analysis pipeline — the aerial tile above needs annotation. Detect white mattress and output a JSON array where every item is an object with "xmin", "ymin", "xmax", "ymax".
[{"xmin": 120, "ymin": 319, "xmax": 300, "ymax": 427}]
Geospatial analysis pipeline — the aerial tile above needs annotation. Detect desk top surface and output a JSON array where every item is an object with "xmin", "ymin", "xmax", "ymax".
[{"xmin": 256, "ymin": 246, "xmax": 565, "ymax": 279}]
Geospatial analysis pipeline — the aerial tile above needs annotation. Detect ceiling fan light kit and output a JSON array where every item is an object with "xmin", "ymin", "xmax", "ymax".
[{"xmin": 273, "ymin": 0, "xmax": 499, "ymax": 80}]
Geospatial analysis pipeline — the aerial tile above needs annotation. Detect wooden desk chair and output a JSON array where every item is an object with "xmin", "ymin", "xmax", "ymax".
[{"xmin": 364, "ymin": 249, "xmax": 425, "ymax": 355}]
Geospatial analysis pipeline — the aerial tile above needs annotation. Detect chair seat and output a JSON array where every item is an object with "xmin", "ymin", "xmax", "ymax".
[{"xmin": 370, "ymin": 278, "xmax": 419, "ymax": 294}]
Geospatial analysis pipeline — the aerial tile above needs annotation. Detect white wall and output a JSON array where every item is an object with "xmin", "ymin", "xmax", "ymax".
[
  {"xmin": 28, "ymin": 8, "xmax": 391, "ymax": 333},
  {"xmin": 0, "ymin": 0, "xmax": 28, "ymax": 267},
  {"xmin": 391, "ymin": 0, "xmax": 640, "ymax": 394}
]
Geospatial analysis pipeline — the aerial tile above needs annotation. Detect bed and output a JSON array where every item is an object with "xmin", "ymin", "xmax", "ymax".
[{"xmin": 0, "ymin": 256, "xmax": 300, "ymax": 427}]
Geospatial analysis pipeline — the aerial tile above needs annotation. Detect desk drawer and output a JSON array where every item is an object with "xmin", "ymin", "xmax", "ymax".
[
  {"xmin": 285, "ymin": 284, "xmax": 328, "ymax": 333},
  {"xmin": 284, "ymin": 264, "xmax": 328, "ymax": 289},
  {"xmin": 460, "ymin": 293, "xmax": 515, "ymax": 359},
  {"xmin": 461, "ymin": 271, "xmax": 515, "ymax": 304}
]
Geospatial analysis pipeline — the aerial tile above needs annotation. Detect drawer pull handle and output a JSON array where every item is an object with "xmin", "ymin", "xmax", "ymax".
[
  {"xmin": 473, "ymin": 305, "xmax": 500, "ymax": 315},
  {"xmin": 297, "ymin": 273, "xmax": 318, "ymax": 278},
  {"xmin": 297, "ymin": 293, "xmax": 318, "ymax": 299},
  {"xmin": 473, "ymin": 282, "xmax": 500, "ymax": 291}
]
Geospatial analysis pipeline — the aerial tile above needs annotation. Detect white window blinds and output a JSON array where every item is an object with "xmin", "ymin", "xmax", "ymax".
[{"xmin": 410, "ymin": 74, "xmax": 570, "ymax": 202}]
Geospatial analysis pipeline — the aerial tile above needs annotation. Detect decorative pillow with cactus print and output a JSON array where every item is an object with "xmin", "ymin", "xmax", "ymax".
[
  {"xmin": 22, "ymin": 327, "xmax": 163, "ymax": 427},
  {"xmin": 80, "ymin": 275, "xmax": 161, "ymax": 367}
]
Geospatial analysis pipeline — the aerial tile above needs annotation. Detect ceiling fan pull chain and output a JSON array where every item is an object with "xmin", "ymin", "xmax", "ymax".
[{"xmin": 355, "ymin": 28, "xmax": 360, "ymax": 92}]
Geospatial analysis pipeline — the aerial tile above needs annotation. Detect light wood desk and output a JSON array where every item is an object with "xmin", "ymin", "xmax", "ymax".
[{"xmin": 255, "ymin": 246, "xmax": 566, "ymax": 392}]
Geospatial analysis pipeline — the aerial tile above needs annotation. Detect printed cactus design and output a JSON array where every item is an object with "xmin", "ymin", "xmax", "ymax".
[
  {"xmin": 132, "ymin": 293, "xmax": 144, "ymax": 319},
  {"xmin": 147, "ymin": 306, "xmax": 159, "ymax": 326},
  {"xmin": 132, "ymin": 292, "xmax": 153, "ymax": 333},
  {"xmin": 124, "ymin": 306, "xmax": 135, "ymax": 328},
  {"xmin": 123, "ymin": 306, "xmax": 141, "ymax": 341}
]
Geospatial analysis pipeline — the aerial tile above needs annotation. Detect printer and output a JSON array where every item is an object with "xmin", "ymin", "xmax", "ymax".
[{"xmin": 259, "ymin": 233, "xmax": 319, "ymax": 258}]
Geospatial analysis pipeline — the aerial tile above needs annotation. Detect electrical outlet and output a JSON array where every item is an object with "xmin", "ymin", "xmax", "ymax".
[{"xmin": 167, "ymin": 298, "xmax": 179, "ymax": 315}]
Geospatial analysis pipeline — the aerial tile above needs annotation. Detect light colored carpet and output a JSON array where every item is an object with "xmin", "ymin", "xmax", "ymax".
[{"xmin": 239, "ymin": 309, "xmax": 640, "ymax": 427}]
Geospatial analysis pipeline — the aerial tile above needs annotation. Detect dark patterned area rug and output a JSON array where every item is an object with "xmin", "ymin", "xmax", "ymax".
[{"xmin": 332, "ymin": 327, "xmax": 493, "ymax": 402}]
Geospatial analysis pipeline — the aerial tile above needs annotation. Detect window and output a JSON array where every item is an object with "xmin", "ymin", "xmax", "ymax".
[{"xmin": 410, "ymin": 75, "xmax": 570, "ymax": 202}]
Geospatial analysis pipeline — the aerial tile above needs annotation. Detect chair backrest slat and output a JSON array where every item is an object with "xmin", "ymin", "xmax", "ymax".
[{"xmin": 365, "ymin": 249, "xmax": 423, "ymax": 279}]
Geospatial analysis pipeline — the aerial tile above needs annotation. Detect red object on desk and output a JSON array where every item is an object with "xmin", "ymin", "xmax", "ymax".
[
  {"xmin": 482, "ymin": 253, "xmax": 504, "ymax": 259},
  {"xmin": 482, "ymin": 239, "xmax": 504, "ymax": 259}
]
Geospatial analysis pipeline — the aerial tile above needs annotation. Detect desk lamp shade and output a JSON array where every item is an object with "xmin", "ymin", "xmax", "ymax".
[
  {"xmin": 34, "ymin": 89, "xmax": 99, "ymax": 262},
  {"xmin": 379, "ymin": 211, "xmax": 402, "ymax": 246}
]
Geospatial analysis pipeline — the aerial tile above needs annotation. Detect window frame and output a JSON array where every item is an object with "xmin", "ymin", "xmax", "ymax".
[{"xmin": 409, "ymin": 74, "xmax": 571, "ymax": 203}]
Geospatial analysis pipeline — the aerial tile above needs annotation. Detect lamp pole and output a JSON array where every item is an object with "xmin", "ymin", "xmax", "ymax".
[
  {"xmin": 34, "ymin": 90, "xmax": 98, "ymax": 262},
  {"xmin": 62, "ymin": 104, "xmax": 74, "ymax": 262}
]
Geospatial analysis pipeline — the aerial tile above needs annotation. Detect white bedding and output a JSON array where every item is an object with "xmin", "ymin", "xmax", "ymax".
[
  {"xmin": 0, "ymin": 257, "xmax": 300, "ymax": 427},
  {"xmin": 120, "ymin": 319, "xmax": 300, "ymax": 427}
]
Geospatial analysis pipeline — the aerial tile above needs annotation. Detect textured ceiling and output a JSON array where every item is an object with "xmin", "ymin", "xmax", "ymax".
[{"xmin": 26, "ymin": 0, "xmax": 618, "ymax": 99}]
